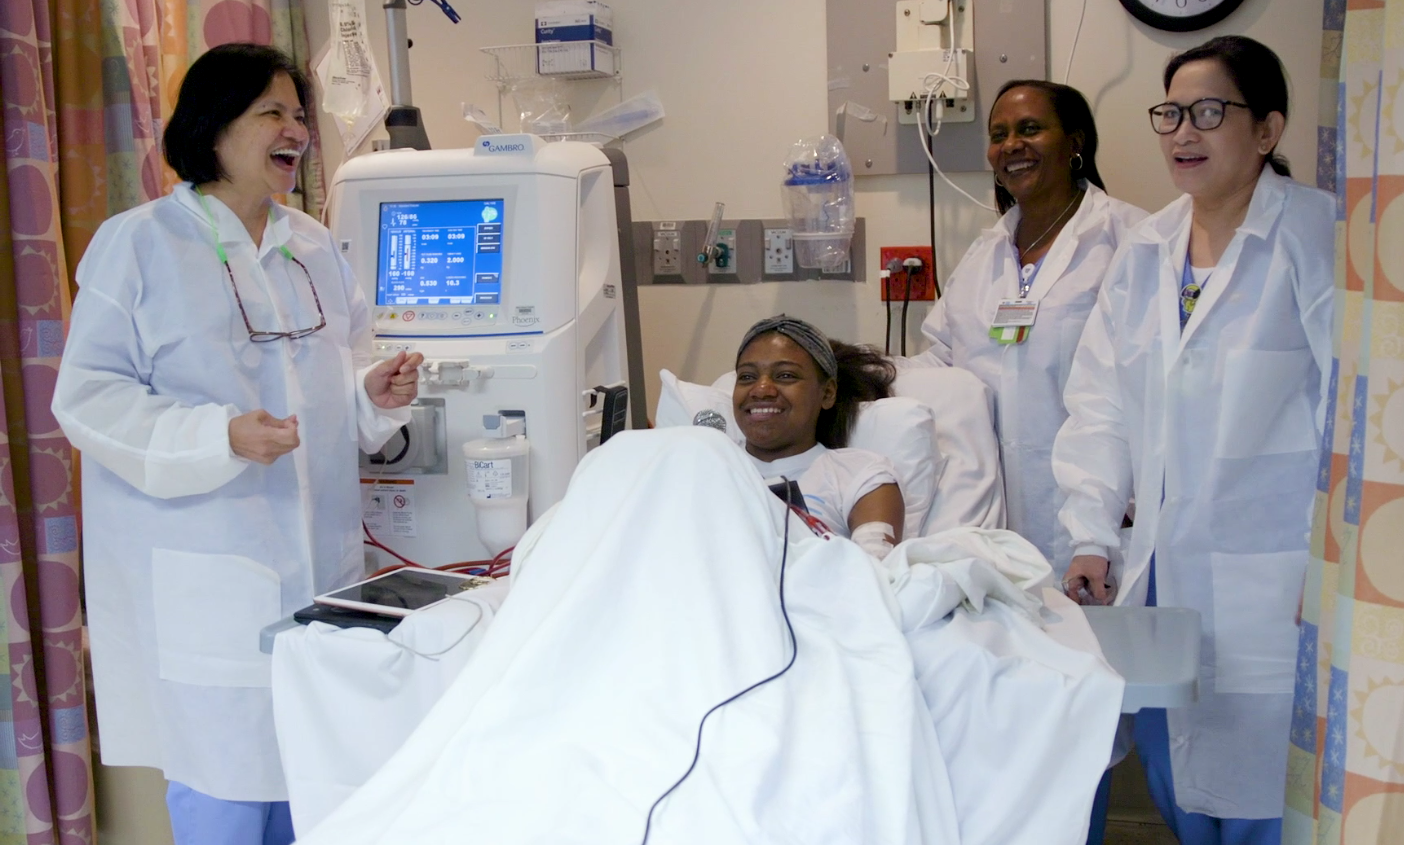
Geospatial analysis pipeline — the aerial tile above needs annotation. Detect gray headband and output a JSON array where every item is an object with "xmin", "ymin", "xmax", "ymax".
[{"xmin": 737, "ymin": 315, "xmax": 838, "ymax": 381}]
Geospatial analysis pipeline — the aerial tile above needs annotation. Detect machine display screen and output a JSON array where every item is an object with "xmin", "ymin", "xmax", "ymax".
[{"xmin": 376, "ymin": 199, "xmax": 504, "ymax": 306}]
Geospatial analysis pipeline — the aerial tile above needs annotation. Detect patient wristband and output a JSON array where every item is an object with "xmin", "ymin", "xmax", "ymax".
[{"xmin": 851, "ymin": 522, "xmax": 895, "ymax": 560}]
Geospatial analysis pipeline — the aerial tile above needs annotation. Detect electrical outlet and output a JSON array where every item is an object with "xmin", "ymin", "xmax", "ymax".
[
  {"xmin": 764, "ymin": 228, "xmax": 794, "ymax": 274},
  {"xmin": 879, "ymin": 246, "xmax": 936, "ymax": 301},
  {"xmin": 653, "ymin": 224, "xmax": 682, "ymax": 276},
  {"xmin": 708, "ymin": 228, "xmax": 739, "ymax": 276}
]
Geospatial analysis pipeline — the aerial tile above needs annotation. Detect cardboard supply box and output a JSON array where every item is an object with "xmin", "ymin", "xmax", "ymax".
[
  {"xmin": 535, "ymin": 0, "xmax": 613, "ymax": 45},
  {"xmin": 537, "ymin": 40, "xmax": 616, "ymax": 76}
]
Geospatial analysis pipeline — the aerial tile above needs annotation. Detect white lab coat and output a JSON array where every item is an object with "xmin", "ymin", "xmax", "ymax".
[
  {"xmin": 1053, "ymin": 168, "xmax": 1334, "ymax": 818},
  {"xmin": 53, "ymin": 184, "xmax": 407, "ymax": 801},
  {"xmin": 914, "ymin": 183, "xmax": 1146, "ymax": 573}
]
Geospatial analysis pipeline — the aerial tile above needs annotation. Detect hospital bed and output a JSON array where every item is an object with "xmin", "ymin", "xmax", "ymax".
[{"xmin": 266, "ymin": 364, "xmax": 1199, "ymax": 841}]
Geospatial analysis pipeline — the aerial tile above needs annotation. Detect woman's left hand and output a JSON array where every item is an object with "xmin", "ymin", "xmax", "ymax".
[{"xmin": 366, "ymin": 351, "xmax": 424, "ymax": 409}]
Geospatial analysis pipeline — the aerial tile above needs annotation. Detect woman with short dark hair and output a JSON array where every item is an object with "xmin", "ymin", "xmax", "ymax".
[
  {"xmin": 1056, "ymin": 36, "xmax": 1333, "ymax": 843},
  {"xmin": 52, "ymin": 43, "xmax": 423, "ymax": 843}
]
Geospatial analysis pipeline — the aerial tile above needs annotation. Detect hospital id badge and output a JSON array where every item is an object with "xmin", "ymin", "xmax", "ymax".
[{"xmin": 989, "ymin": 299, "xmax": 1038, "ymax": 345}]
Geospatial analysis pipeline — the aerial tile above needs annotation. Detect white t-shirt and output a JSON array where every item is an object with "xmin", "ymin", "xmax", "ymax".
[{"xmin": 748, "ymin": 444, "xmax": 899, "ymax": 537}]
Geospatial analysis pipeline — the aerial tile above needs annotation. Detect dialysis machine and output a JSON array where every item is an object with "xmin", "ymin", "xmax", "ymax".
[{"xmin": 331, "ymin": 135, "xmax": 629, "ymax": 565}]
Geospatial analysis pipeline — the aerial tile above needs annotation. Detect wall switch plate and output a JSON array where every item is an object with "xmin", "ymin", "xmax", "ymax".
[
  {"xmin": 707, "ymin": 227, "xmax": 739, "ymax": 276},
  {"xmin": 879, "ymin": 246, "xmax": 936, "ymax": 301},
  {"xmin": 763, "ymin": 227, "xmax": 794, "ymax": 274},
  {"xmin": 652, "ymin": 223, "xmax": 682, "ymax": 276}
]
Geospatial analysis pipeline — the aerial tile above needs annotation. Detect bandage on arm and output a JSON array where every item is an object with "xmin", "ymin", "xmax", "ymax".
[
  {"xmin": 851, "ymin": 522, "xmax": 896, "ymax": 559},
  {"xmin": 848, "ymin": 482, "xmax": 904, "ymax": 541}
]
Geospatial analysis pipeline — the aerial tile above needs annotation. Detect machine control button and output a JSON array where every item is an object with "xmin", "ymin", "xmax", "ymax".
[
  {"xmin": 403, "ymin": 311, "xmax": 416, "ymax": 322},
  {"xmin": 473, "ymin": 309, "xmax": 487, "ymax": 321}
]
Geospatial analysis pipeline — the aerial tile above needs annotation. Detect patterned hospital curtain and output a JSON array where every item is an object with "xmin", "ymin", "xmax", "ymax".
[
  {"xmin": 0, "ymin": 1, "xmax": 95, "ymax": 843},
  {"xmin": 1285, "ymin": 0, "xmax": 1404, "ymax": 841},
  {"xmin": 97, "ymin": 0, "xmax": 325, "ymax": 220},
  {"xmin": 168, "ymin": 0, "xmax": 327, "ymax": 216}
]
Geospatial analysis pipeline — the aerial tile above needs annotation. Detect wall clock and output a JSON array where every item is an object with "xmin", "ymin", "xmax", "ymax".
[{"xmin": 1117, "ymin": 0, "xmax": 1247, "ymax": 32}]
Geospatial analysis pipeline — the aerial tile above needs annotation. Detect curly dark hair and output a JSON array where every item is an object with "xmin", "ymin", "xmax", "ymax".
[{"xmin": 817, "ymin": 341, "xmax": 895, "ymax": 449}]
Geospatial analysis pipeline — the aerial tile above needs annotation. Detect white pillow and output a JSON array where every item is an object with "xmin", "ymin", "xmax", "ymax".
[
  {"xmin": 849, "ymin": 397, "xmax": 938, "ymax": 541},
  {"xmin": 712, "ymin": 372, "xmax": 937, "ymax": 540},
  {"xmin": 892, "ymin": 366, "xmax": 1006, "ymax": 534},
  {"xmin": 655, "ymin": 370, "xmax": 744, "ymax": 446}
]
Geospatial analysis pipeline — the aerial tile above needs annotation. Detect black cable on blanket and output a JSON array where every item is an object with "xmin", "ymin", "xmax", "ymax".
[{"xmin": 637, "ymin": 479, "xmax": 800, "ymax": 845}]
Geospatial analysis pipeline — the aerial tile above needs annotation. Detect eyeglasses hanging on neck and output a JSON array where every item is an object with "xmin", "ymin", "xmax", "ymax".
[{"xmin": 196, "ymin": 187, "xmax": 326, "ymax": 343}]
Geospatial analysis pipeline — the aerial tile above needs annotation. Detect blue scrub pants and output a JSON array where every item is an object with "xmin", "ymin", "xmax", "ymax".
[
  {"xmin": 1085, "ymin": 769, "xmax": 1113, "ymax": 845},
  {"xmin": 166, "ymin": 782, "xmax": 294, "ymax": 845},
  {"xmin": 1134, "ymin": 555, "xmax": 1283, "ymax": 845}
]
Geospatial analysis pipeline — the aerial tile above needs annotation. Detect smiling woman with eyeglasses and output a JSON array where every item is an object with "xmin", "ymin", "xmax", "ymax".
[
  {"xmin": 51, "ymin": 43, "xmax": 423, "ymax": 845},
  {"xmin": 1053, "ymin": 35, "xmax": 1334, "ymax": 845}
]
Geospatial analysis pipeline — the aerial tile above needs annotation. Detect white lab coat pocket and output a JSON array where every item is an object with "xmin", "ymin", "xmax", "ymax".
[
  {"xmin": 151, "ymin": 549, "xmax": 282, "ymax": 688},
  {"xmin": 1209, "ymin": 550, "xmax": 1305, "ymax": 694},
  {"xmin": 1215, "ymin": 349, "xmax": 1316, "ymax": 459}
]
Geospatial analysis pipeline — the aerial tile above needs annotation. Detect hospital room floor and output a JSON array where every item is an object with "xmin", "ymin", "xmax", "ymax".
[
  {"xmin": 1105, "ymin": 750, "xmax": 1179, "ymax": 844},
  {"xmin": 95, "ymin": 755, "xmax": 1181, "ymax": 844}
]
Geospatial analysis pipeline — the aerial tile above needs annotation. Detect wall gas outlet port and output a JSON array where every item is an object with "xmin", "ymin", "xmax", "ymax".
[
  {"xmin": 764, "ymin": 227, "xmax": 794, "ymax": 275},
  {"xmin": 879, "ymin": 246, "xmax": 936, "ymax": 301},
  {"xmin": 652, "ymin": 224, "xmax": 682, "ymax": 276},
  {"xmin": 707, "ymin": 228, "xmax": 739, "ymax": 276}
]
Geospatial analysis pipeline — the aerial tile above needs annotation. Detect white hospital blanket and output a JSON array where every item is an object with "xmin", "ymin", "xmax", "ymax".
[
  {"xmin": 883, "ymin": 529, "xmax": 1125, "ymax": 845},
  {"xmin": 294, "ymin": 427, "xmax": 962, "ymax": 845},
  {"xmin": 272, "ymin": 579, "xmax": 510, "ymax": 834}
]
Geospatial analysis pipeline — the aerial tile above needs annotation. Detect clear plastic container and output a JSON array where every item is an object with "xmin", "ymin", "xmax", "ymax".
[
  {"xmin": 463, "ymin": 417, "xmax": 530, "ymax": 555},
  {"xmin": 782, "ymin": 135, "xmax": 855, "ymax": 272}
]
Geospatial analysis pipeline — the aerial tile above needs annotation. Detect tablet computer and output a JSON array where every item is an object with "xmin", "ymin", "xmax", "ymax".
[
  {"xmin": 314, "ymin": 569, "xmax": 494, "ymax": 617},
  {"xmin": 293, "ymin": 601, "xmax": 404, "ymax": 633}
]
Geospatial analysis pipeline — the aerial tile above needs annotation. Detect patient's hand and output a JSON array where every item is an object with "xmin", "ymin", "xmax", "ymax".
[{"xmin": 1064, "ymin": 554, "xmax": 1112, "ymax": 605}]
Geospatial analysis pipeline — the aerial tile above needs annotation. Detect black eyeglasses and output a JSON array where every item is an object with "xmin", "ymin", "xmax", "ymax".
[
  {"xmin": 1148, "ymin": 98, "xmax": 1251, "ymax": 134},
  {"xmin": 222, "ymin": 248, "xmax": 326, "ymax": 342}
]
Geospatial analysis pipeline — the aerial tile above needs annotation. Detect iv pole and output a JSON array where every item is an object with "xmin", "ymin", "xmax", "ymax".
[{"xmin": 382, "ymin": 0, "xmax": 460, "ymax": 150}]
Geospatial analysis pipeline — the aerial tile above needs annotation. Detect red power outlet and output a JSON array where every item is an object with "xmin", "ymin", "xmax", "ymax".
[{"xmin": 879, "ymin": 246, "xmax": 936, "ymax": 302}]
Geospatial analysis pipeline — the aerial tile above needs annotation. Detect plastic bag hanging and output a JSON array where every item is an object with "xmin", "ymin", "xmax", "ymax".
[
  {"xmin": 782, "ymin": 135, "xmax": 856, "ymax": 272},
  {"xmin": 314, "ymin": 1, "xmax": 390, "ymax": 152}
]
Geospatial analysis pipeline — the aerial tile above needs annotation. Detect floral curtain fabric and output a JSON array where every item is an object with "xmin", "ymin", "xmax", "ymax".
[
  {"xmin": 0, "ymin": 1, "xmax": 95, "ymax": 842},
  {"xmin": 1286, "ymin": 0, "xmax": 1404, "ymax": 841}
]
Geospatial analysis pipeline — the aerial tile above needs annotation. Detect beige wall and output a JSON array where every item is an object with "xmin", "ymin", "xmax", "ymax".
[{"xmin": 305, "ymin": 0, "xmax": 1323, "ymax": 416}]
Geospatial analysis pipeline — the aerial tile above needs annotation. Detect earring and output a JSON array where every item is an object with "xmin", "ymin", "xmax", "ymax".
[{"xmin": 1070, "ymin": 153, "xmax": 1084, "ymax": 172}]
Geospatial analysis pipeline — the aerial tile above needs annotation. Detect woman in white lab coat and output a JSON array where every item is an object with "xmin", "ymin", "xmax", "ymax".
[
  {"xmin": 912, "ymin": 80, "xmax": 1146, "ymax": 576},
  {"xmin": 52, "ymin": 45, "xmax": 422, "ymax": 845},
  {"xmin": 1054, "ymin": 36, "xmax": 1333, "ymax": 844}
]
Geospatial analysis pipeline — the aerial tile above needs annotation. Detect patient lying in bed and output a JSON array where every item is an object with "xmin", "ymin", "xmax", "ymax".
[
  {"xmin": 733, "ymin": 315, "xmax": 903, "ymax": 557},
  {"xmin": 292, "ymin": 426, "xmax": 1122, "ymax": 845}
]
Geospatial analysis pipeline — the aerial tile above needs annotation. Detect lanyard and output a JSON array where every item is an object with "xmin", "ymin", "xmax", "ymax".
[
  {"xmin": 194, "ymin": 187, "xmax": 293, "ymax": 263},
  {"xmin": 1179, "ymin": 254, "xmax": 1208, "ymax": 331},
  {"xmin": 1014, "ymin": 247, "xmax": 1047, "ymax": 299}
]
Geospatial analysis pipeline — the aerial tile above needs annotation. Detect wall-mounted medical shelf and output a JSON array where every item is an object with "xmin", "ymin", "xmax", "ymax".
[{"xmin": 481, "ymin": 42, "xmax": 621, "ymax": 82}]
